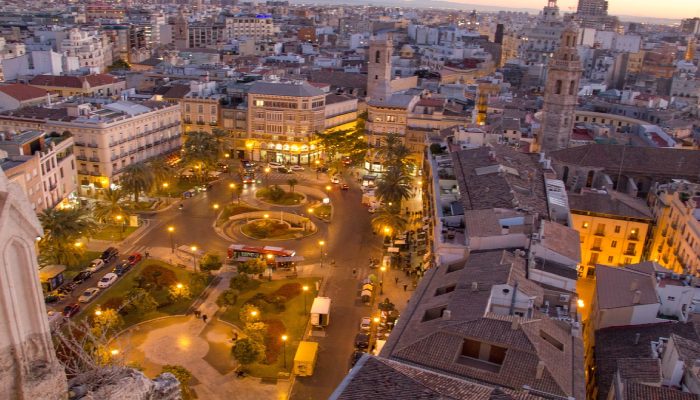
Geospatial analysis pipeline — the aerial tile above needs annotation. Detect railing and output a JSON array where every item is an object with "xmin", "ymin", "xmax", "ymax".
[
  {"xmin": 628, "ymin": 234, "xmax": 639, "ymax": 241},
  {"xmin": 89, "ymin": 157, "xmax": 100, "ymax": 162},
  {"xmin": 590, "ymin": 246, "xmax": 602, "ymax": 251},
  {"xmin": 76, "ymin": 155, "xmax": 88, "ymax": 161},
  {"xmin": 624, "ymin": 250, "xmax": 636, "ymax": 256},
  {"xmin": 86, "ymin": 142, "xmax": 99, "ymax": 148},
  {"xmin": 594, "ymin": 231, "xmax": 605, "ymax": 237}
]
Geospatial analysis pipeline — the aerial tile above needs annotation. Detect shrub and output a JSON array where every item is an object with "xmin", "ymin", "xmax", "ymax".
[
  {"xmin": 262, "ymin": 319, "xmax": 286, "ymax": 364},
  {"xmin": 267, "ymin": 185, "xmax": 285, "ymax": 201},
  {"xmin": 232, "ymin": 338, "xmax": 264, "ymax": 365},
  {"xmin": 216, "ymin": 289, "xmax": 240, "ymax": 307},
  {"xmin": 199, "ymin": 253, "xmax": 223, "ymax": 272},
  {"xmin": 230, "ymin": 273, "xmax": 260, "ymax": 292},
  {"xmin": 101, "ymin": 296, "xmax": 125, "ymax": 311},
  {"xmin": 271, "ymin": 283, "xmax": 302, "ymax": 301},
  {"xmin": 140, "ymin": 264, "xmax": 177, "ymax": 289}
]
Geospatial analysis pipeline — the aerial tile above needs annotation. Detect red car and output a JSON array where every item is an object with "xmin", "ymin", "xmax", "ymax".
[
  {"xmin": 128, "ymin": 253, "xmax": 142, "ymax": 266},
  {"xmin": 62, "ymin": 303, "xmax": 80, "ymax": 318}
]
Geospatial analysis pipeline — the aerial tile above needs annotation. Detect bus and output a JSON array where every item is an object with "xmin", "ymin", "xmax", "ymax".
[{"xmin": 227, "ymin": 244, "xmax": 302, "ymax": 268}]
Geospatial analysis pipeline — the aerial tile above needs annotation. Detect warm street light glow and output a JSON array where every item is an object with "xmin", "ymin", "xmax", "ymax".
[
  {"xmin": 74, "ymin": 241, "xmax": 83, "ymax": 248},
  {"xmin": 213, "ymin": 203, "xmax": 219, "ymax": 210},
  {"xmin": 303, "ymin": 285, "xmax": 309, "ymax": 292},
  {"xmin": 264, "ymin": 167, "xmax": 270, "ymax": 173},
  {"xmin": 383, "ymin": 227, "xmax": 391, "ymax": 235},
  {"xmin": 110, "ymin": 349, "xmax": 119, "ymax": 356},
  {"xmin": 315, "ymin": 160, "xmax": 320, "ymax": 165},
  {"xmin": 168, "ymin": 226, "xmax": 174, "ymax": 233},
  {"xmin": 191, "ymin": 245, "xmax": 197, "ymax": 252},
  {"xmin": 380, "ymin": 266, "xmax": 386, "ymax": 272},
  {"xmin": 176, "ymin": 283, "xmax": 183, "ymax": 289},
  {"xmin": 319, "ymin": 240, "xmax": 325, "ymax": 246},
  {"xmin": 95, "ymin": 310, "xmax": 102, "ymax": 316},
  {"xmin": 116, "ymin": 215, "xmax": 123, "ymax": 221},
  {"xmin": 373, "ymin": 317, "xmax": 380, "ymax": 323},
  {"xmin": 266, "ymin": 254, "xmax": 273, "ymax": 259},
  {"xmin": 229, "ymin": 183, "xmax": 235, "ymax": 189},
  {"xmin": 307, "ymin": 208, "xmax": 314, "ymax": 213},
  {"xmin": 281, "ymin": 335, "xmax": 288, "ymax": 342},
  {"xmin": 162, "ymin": 182, "xmax": 169, "ymax": 188},
  {"xmin": 224, "ymin": 153, "xmax": 230, "ymax": 158},
  {"xmin": 577, "ymin": 299, "xmax": 585, "ymax": 308},
  {"xmin": 325, "ymin": 185, "xmax": 331, "ymax": 191},
  {"xmin": 263, "ymin": 214, "xmax": 269, "ymax": 219},
  {"xmin": 251, "ymin": 310, "xmax": 258, "ymax": 317}
]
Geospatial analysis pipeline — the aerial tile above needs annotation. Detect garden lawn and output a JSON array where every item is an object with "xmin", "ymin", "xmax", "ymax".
[
  {"xmin": 80, "ymin": 260, "xmax": 209, "ymax": 329},
  {"xmin": 63, "ymin": 251, "xmax": 102, "ymax": 280},
  {"xmin": 310, "ymin": 204, "xmax": 332, "ymax": 221},
  {"xmin": 216, "ymin": 202, "xmax": 259, "ymax": 226},
  {"xmin": 90, "ymin": 224, "xmax": 139, "ymax": 241},
  {"xmin": 218, "ymin": 277, "xmax": 319, "ymax": 378},
  {"xmin": 240, "ymin": 219, "xmax": 299, "ymax": 240},
  {"xmin": 256, "ymin": 188, "xmax": 304, "ymax": 206}
]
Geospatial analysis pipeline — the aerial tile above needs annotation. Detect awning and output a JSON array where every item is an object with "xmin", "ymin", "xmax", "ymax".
[
  {"xmin": 387, "ymin": 247, "xmax": 400, "ymax": 253},
  {"xmin": 276, "ymin": 256, "xmax": 305, "ymax": 262}
]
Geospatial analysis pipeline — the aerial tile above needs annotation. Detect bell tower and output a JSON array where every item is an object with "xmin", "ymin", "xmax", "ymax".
[
  {"xmin": 367, "ymin": 36, "xmax": 393, "ymax": 102},
  {"xmin": 538, "ymin": 22, "xmax": 583, "ymax": 153}
]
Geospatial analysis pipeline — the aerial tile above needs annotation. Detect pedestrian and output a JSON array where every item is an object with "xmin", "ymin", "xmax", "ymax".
[
  {"xmin": 202, "ymin": 314, "xmax": 208, "ymax": 323},
  {"xmin": 403, "ymin": 284, "xmax": 408, "ymax": 292},
  {"xmin": 352, "ymin": 268, "xmax": 357, "ymax": 275},
  {"xmin": 194, "ymin": 310, "xmax": 201, "ymax": 319},
  {"xmin": 394, "ymin": 276, "xmax": 399, "ymax": 285},
  {"xmin": 145, "ymin": 250, "xmax": 150, "ymax": 259}
]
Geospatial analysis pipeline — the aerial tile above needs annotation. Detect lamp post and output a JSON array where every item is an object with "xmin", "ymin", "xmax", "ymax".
[
  {"xmin": 319, "ymin": 240, "xmax": 325, "ymax": 268},
  {"xmin": 281, "ymin": 335, "xmax": 288, "ymax": 369},
  {"xmin": 115, "ymin": 215, "xmax": 124, "ymax": 239},
  {"xmin": 264, "ymin": 167, "xmax": 271, "ymax": 187},
  {"xmin": 380, "ymin": 266, "xmax": 386, "ymax": 295},
  {"xmin": 315, "ymin": 159, "xmax": 320, "ymax": 179},
  {"xmin": 213, "ymin": 203, "xmax": 219, "ymax": 215},
  {"xmin": 162, "ymin": 182, "xmax": 170, "ymax": 204},
  {"xmin": 168, "ymin": 226, "xmax": 175, "ymax": 253},
  {"xmin": 266, "ymin": 254, "xmax": 274, "ymax": 280},
  {"xmin": 302, "ymin": 285, "xmax": 309, "ymax": 314},
  {"xmin": 191, "ymin": 245, "xmax": 198, "ymax": 272}
]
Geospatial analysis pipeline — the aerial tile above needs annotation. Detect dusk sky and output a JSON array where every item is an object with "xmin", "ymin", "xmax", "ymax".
[{"xmin": 454, "ymin": 0, "xmax": 698, "ymax": 20}]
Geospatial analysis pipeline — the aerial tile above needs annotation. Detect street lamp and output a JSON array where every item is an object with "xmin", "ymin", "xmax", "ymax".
[
  {"xmin": 115, "ymin": 215, "xmax": 124, "ymax": 239},
  {"xmin": 266, "ymin": 254, "xmax": 274, "ymax": 280},
  {"xmin": 110, "ymin": 349, "xmax": 120, "ymax": 357},
  {"xmin": 325, "ymin": 185, "xmax": 331, "ymax": 191},
  {"xmin": 373, "ymin": 316, "xmax": 380, "ymax": 324},
  {"xmin": 95, "ymin": 309, "xmax": 103, "ymax": 316},
  {"xmin": 281, "ymin": 335, "xmax": 288, "ymax": 369},
  {"xmin": 264, "ymin": 167, "xmax": 271, "ymax": 187},
  {"xmin": 191, "ymin": 245, "xmax": 198, "ymax": 272},
  {"xmin": 162, "ymin": 182, "xmax": 170, "ymax": 204},
  {"xmin": 302, "ymin": 285, "xmax": 309, "ymax": 314},
  {"xmin": 380, "ymin": 266, "xmax": 386, "ymax": 295},
  {"xmin": 168, "ymin": 226, "xmax": 175, "ymax": 253},
  {"xmin": 315, "ymin": 159, "xmax": 320, "ymax": 179},
  {"xmin": 319, "ymin": 240, "xmax": 325, "ymax": 268},
  {"xmin": 213, "ymin": 203, "xmax": 219, "ymax": 215}
]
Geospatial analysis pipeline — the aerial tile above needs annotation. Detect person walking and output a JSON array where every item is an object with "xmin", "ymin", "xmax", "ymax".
[
  {"xmin": 202, "ymin": 314, "xmax": 208, "ymax": 323},
  {"xmin": 352, "ymin": 268, "xmax": 357, "ymax": 276},
  {"xmin": 403, "ymin": 284, "xmax": 408, "ymax": 292},
  {"xmin": 394, "ymin": 276, "xmax": 399, "ymax": 285}
]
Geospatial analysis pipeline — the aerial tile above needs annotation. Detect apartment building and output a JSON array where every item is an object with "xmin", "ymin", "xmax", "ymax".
[
  {"xmin": 647, "ymin": 181, "xmax": 700, "ymax": 275},
  {"xmin": 569, "ymin": 190, "xmax": 653, "ymax": 276},
  {"xmin": 57, "ymin": 28, "xmax": 111, "ymax": 73},
  {"xmin": 223, "ymin": 15, "xmax": 275, "ymax": 40},
  {"xmin": 0, "ymin": 100, "xmax": 181, "ymax": 194},
  {"xmin": 29, "ymin": 74, "xmax": 125, "ymax": 98},
  {"xmin": 0, "ymin": 149, "xmax": 43, "ymax": 210},
  {"xmin": 246, "ymin": 81, "xmax": 325, "ymax": 164},
  {"xmin": 0, "ymin": 130, "xmax": 76, "ymax": 209},
  {"xmin": 366, "ymin": 94, "xmax": 418, "ymax": 172},
  {"xmin": 182, "ymin": 93, "xmax": 222, "ymax": 134}
]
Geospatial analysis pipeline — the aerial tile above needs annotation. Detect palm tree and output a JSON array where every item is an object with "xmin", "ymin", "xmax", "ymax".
[
  {"xmin": 148, "ymin": 157, "xmax": 177, "ymax": 194},
  {"xmin": 38, "ymin": 207, "xmax": 97, "ymax": 266},
  {"xmin": 371, "ymin": 205, "xmax": 407, "ymax": 236},
  {"xmin": 93, "ymin": 189, "xmax": 129, "ymax": 223},
  {"xmin": 375, "ymin": 167, "xmax": 413, "ymax": 207},
  {"xmin": 287, "ymin": 178, "xmax": 299, "ymax": 193},
  {"xmin": 120, "ymin": 162, "xmax": 154, "ymax": 203},
  {"xmin": 183, "ymin": 131, "xmax": 220, "ymax": 182}
]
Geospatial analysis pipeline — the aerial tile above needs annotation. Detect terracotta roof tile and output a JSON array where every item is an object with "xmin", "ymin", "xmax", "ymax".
[
  {"xmin": 29, "ymin": 74, "xmax": 118, "ymax": 89},
  {"xmin": 595, "ymin": 265, "xmax": 659, "ymax": 310},
  {"xmin": 624, "ymin": 381, "xmax": 698, "ymax": 400},
  {"xmin": 0, "ymin": 84, "xmax": 47, "ymax": 101}
]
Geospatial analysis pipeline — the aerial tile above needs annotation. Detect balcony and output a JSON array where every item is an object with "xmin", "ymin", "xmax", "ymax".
[
  {"xmin": 86, "ymin": 142, "xmax": 98, "ymax": 148},
  {"xmin": 627, "ymin": 234, "xmax": 640, "ymax": 241},
  {"xmin": 76, "ymin": 155, "xmax": 87, "ymax": 161},
  {"xmin": 671, "ymin": 221, "xmax": 679, "ymax": 230},
  {"xmin": 667, "ymin": 237, "xmax": 675, "ymax": 247},
  {"xmin": 594, "ymin": 230, "xmax": 606, "ymax": 237},
  {"xmin": 590, "ymin": 246, "xmax": 602, "ymax": 251},
  {"xmin": 661, "ymin": 229, "xmax": 668, "ymax": 237},
  {"xmin": 89, "ymin": 157, "xmax": 100, "ymax": 162},
  {"xmin": 624, "ymin": 250, "xmax": 636, "ymax": 256}
]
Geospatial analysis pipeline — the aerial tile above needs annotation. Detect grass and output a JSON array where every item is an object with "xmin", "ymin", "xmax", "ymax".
[
  {"xmin": 310, "ymin": 204, "xmax": 332, "ymax": 221},
  {"xmin": 216, "ymin": 202, "xmax": 259, "ymax": 226},
  {"xmin": 219, "ymin": 277, "xmax": 319, "ymax": 378},
  {"xmin": 80, "ymin": 260, "xmax": 209, "ymax": 329},
  {"xmin": 90, "ymin": 224, "xmax": 139, "ymax": 241},
  {"xmin": 256, "ymin": 187, "xmax": 304, "ymax": 206},
  {"xmin": 240, "ymin": 219, "xmax": 300, "ymax": 240}
]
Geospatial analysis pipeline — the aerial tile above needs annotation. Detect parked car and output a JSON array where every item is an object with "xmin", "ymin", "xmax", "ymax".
[
  {"xmin": 98, "ymin": 273, "xmax": 119, "ymax": 288},
  {"xmin": 100, "ymin": 247, "xmax": 119, "ymax": 263},
  {"xmin": 316, "ymin": 165, "xmax": 329, "ymax": 173},
  {"xmin": 354, "ymin": 332, "xmax": 370, "ymax": 349},
  {"xmin": 340, "ymin": 183, "xmax": 349, "ymax": 190},
  {"xmin": 242, "ymin": 174, "xmax": 255, "ymax": 184},
  {"xmin": 86, "ymin": 259, "xmax": 105, "ymax": 273},
  {"xmin": 57, "ymin": 282, "xmax": 77, "ymax": 295},
  {"xmin": 128, "ymin": 253, "xmax": 143, "ymax": 266},
  {"xmin": 331, "ymin": 176, "xmax": 341, "ymax": 184},
  {"xmin": 78, "ymin": 288, "xmax": 100, "ymax": 303},
  {"xmin": 62, "ymin": 303, "xmax": 81, "ymax": 318},
  {"xmin": 342, "ymin": 157, "xmax": 352, "ymax": 166},
  {"xmin": 290, "ymin": 165, "xmax": 304, "ymax": 171},
  {"xmin": 113, "ymin": 261, "xmax": 132, "ymax": 276},
  {"xmin": 268, "ymin": 162, "xmax": 283, "ymax": 168},
  {"xmin": 360, "ymin": 317, "xmax": 371, "ymax": 331},
  {"xmin": 72, "ymin": 270, "xmax": 93, "ymax": 284},
  {"xmin": 277, "ymin": 167, "xmax": 293, "ymax": 174}
]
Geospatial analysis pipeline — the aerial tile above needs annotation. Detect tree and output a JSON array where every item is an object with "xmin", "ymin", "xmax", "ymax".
[
  {"xmin": 429, "ymin": 143, "xmax": 444, "ymax": 155},
  {"xmin": 243, "ymin": 321, "xmax": 268, "ymax": 344},
  {"xmin": 375, "ymin": 167, "xmax": 413, "ymax": 207},
  {"xmin": 371, "ymin": 205, "xmax": 408, "ymax": 235},
  {"xmin": 168, "ymin": 282, "xmax": 192, "ymax": 301},
  {"xmin": 92, "ymin": 188, "xmax": 129, "ymax": 223},
  {"xmin": 286, "ymin": 178, "xmax": 298, "ymax": 193},
  {"xmin": 38, "ymin": 206, "xmax": 97, "ymax": 266},
  {"xmin": 90, "ymin": 308, "xmax": 124, "ymax": 337},
  {"xmin": 108, "ymin": 58, "xmax": 131, "ymax": 71},
  {"xmin": 120, "ymin": 162, "xmax": 154, "ymax": 203},
  {"xmin": 238, "ymin": 258, "xmax": 267, "ymax": 275},
  {"xmin": 161, "ymin": 365, "xmax": 194, "ymax": 399},
  {"xmin": 182, "ymin": 131, "xmax": 220, "ymax": 182},
  {"xmin": 232, "ymin": 338, "xmax": 264, "ymax": 365},
  {"xmin": 148, "ymin": 157, "xmax": 177, "ymax": 194},
  {"xmin": 123, "ymin": 287, "xmax": 158, "ymax": 315},
  {"xmin": 216, "ymin": 289, "xmax": 240, "ymax": 307},
  {"xmin": 199, "ymin": 253, "xmax": 223, "ymax": 272},
  {"xmin": 240, "ymin": 304, "xmax": 261, "ymax": 325}
]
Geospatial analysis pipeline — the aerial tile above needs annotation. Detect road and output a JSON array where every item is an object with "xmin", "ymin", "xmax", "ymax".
[{"xmin": 55, "ymin": 166, "xmax": 383, "ymax": 399}]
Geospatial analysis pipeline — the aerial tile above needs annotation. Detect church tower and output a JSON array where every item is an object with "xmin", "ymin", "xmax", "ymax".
[
  {"xmin": 173, "ymin": 10, "xmax": 189, "ymax": 49},
  {"xmin": 538, "ymin": 22, "xmax": 583, "ymax": 153},
  {"xmin": 367, "ymin": 36, "xmax": 393, "ymax": 102}
]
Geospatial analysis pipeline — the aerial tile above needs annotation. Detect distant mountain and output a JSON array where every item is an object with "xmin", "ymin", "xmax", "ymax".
[{"xmin": 291, "ymin": 0, "xmax": 681, "ymax": 25}]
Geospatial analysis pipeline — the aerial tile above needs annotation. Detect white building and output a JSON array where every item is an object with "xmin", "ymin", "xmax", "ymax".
[{"xmin": 57, "ymin": 28, "xmax": 110, "ymax": 73}]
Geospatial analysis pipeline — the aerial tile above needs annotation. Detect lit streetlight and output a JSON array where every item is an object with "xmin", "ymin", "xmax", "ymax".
[
  {"xmin": 162, "ymin": 182, "xmax": 170, "ymax": 204},
  {"xmin": 115, "ymin": 215, "xmax": 125, "ymax": 239},
  {"xmin": 264, "ymin": 167, "xmax": 271, "ymax": 187},
  {"xmin": 302, "ymin": 285, "xmax": 309, "ymax": 314},
  {"xmin": 314, "ymin": 159, "xmax": 320, "ymax": 179},
  {"xmin": 281, "ymin": 335, "xmax": 288, "ymax": 369},
  {"xmin": 266, "ymin": 254, "xmax": 274, "ymax": 280},
  {"xmin": 250, "ymin": 310, "xmax": 258, "ymax": 319},
  {"xmin": 74, "ymin": 241, "xmax": 83, "ymax": 248},
  {"xmin": 325, "ymin": 185, "xmax": 331, "ymax": 191},
  {"xmin": 191, "ymin": 245, "xmax": 198, "ymax": 272},
  {"xmin": 380, "ymin": 266, "xmax": 386, "ymax": 295},
  {"xmin": 176, "ymin": 283, "xmax": 183, "ymax": 289},
  {"xmin": 373, "ymin": 316, "xmax": 380, "ymax": 324},
  {"xmin": 95, "ymin": 309, "xmax": 102, "ymax": 316},
  {"xmin": 319, "ymin": 240, "xmax": 326, "ymax": 268},
  {"xmin": 577, "ymin": 299, "xmax": 585, "ymax": 308},
  {"xmin": 168, "ymin": 226, "xmax": 175, "ymax": 253},
  {"xmin": 110, "ymin": 349, "xmax": 120, "ymax": 356}
]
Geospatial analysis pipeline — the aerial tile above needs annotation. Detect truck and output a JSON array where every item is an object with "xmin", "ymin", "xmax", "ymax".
[
  {"xmin": 310, "ymin": 297, "xmax": 331, "ymax": 327},
  {"xmin": 293, "ymin": 341, "xmax": 319, "ymax": 376}
]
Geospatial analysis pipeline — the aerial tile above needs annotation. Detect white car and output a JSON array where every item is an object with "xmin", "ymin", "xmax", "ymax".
[
  {"xmin": 268, "ymin": 162, "xmax": 283, "ymax": 168},
  {"xmin": 86, "ymin": 259, "xmax": 105, "ymax": 273},
  {"xmin": 78, "ymin": 287, "xmax": 100, "ymax": 303},
  {"xmin": 97, "ymin": 273, "xmax": 118, "ymax": 288},
  {"xmin": 360, "ymin": 317, "xmax": 371, "ymax": 331},
  {"xmin": 331, "ymin": 175, "xmax": 341, "ymax": 184},
  {"xmin": 290, "ymin": 165, "xmax": 304, "ymax": 171}
]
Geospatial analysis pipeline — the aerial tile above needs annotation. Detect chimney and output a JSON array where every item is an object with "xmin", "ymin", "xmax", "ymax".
[
  {"xmin": 633, "ymin": 333, "xmax": 641, "ymax": 345},
  {"xmin": 471, "ymin": 281, "xmax": 479, "ymax": 292},
  {"xmin": 630, "ymin": 280, "xmax": 638, "ymax": 291},
  {"xmin": 632, "ymin": 290, "xmax": 642, "ymax": 305},
  {"xmin": 511, "ymin": 318, "xmax": 520, "ymax": 330},
  {"xmin": 535, "ymin": 360, "xmax": 545, "ymax": 379},
  {"xmin": 442, "ymin": 309, "xmax": 452, "ymax": 320}
]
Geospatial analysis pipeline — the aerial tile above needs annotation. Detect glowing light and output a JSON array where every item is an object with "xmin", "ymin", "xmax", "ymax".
[
  {"xmin": 319, "ymin": 240, "xmax": 325, "ymax": 246},
  {"xmin": 303, "ymin": 285, "xmax": 309, "ymax": 292},
  {"xmin": 373, "ymin": 317, "xmax": 380, "ymax": 323},
  {"xmin": 577, "ymin": 299, "xmax": 585, "ymax": 308},
  {"xmin": 176, "ymin": 283, "xmax": 183, "ymax": 289},
  {"xmin": 281, "ymin": 335, "xmax": 288, "ymax": 342},
  {"xmin": 191, "ymin": 245, "xmax": 197, "ymax": 252},
  {"xmin": 168, "ymin": 226, "xmax": 174, "ymax": 233},
  {"xmin": 110, "ymin": 349, "xmax": 119, "ymax": 356},
  {"xmin": 95, "ymin": 310, "xmax": 102, "ymax": 316}
]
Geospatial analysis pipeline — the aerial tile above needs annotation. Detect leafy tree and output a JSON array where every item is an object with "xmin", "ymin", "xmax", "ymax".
[
  {"xmin": 199, "ymin": 253, "xmax": 223, "ymax": 272},
  {"xmin": 286, "ymin": 178, "xmax": 298, "ymax": 193},
  {"xmin": 189, "ymin": 272, "xmax": 209, "ymax": 294},
  {"xmin": 90, "ymin": 308, "xmax": 124, "ymax": 337},
  {"xmin": 161, "ymin": 365, "xmax": 194, "ymax": 399},
  {"xmin": 120, "ymin": 162, "xmax": 154, "ymax": 203},
  {"xmin": 140, "ymin": 264, "xmax": 177, "ymax": 288},
  {"xmin": 123, "ymin": 287, "xmax": 158, "ymax": 315},
  {"xmin": 238, "ymin": 258, "xmax": 267, "ymax": 275},
  {"xmin": 92, "ymin": 188, "xmax": 129, "ymax": 223},
  {"xmin": 378, "ymin": 298, "xmax": 396, "ymax": 312},
  {"xmin": 38, "ymin": 206, "xmax": 97, "ymax": 266},
  {"xmin": 240, "ymin": 304, "xmax": 261, "ymax": 325},
  {"xmin": 168, "ymin": 282, "xmax": 192, "ymax": 301},
  {"xmin": 232, "ymin": 338, "xmax": 264, "ymax": 365},
  {"xmin": 230, "ymin": 273, "xmax": 259, "ymax": 291},
  {"xmin": 371, "ymin": 205, "xmax": 408, "ymax": 236},
  {"xmin": 216, "ymin": 289, "xmax": 240, "ymax": 307},
  {"xmin": 429, "ymin": 143, "xmax": 444, "ymax": 154},
  {"xmin": 108, "ymin": 58, "xmax": 131, "ymax": 71},
  {"xmin": 266, "ymin": 185, "xmax": 285, "ymax": 201},
  {"xmin": 243, "ymin": 321, "xmax": 268, "ymax": 344}
]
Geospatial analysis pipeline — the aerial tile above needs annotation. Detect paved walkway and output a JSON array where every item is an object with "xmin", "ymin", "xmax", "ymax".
[{"xmin": 114, "ymin": 266, "xmax": 292, "ymax": 399}]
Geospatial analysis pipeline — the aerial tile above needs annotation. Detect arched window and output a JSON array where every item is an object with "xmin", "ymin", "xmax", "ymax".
[{"xmin": 375, "ymin": 50, "xmax": 381, "ymax": 63}]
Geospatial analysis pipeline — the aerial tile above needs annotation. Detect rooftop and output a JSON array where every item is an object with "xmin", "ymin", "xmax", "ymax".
[
  {"xmin": 368, "ymin": 94, "xmax": 417, "ymax": 109},
  {"xmin": 568, "ymin": 191, "xmax": 652, "ymax": 220},
  {"xmin": 0, "ymin": 83, "xmax": 47, "ymax": 101},
  {"xmin": 595, "ymin": 265, "xmax": 659, "ymax": 310},
  {"xmin": 248, "ymin": 81, "xmax": 325, "ymax": 97},
  {"xmin": 29, "ymin": 74, "xmax": 120, "ymax": 88}
]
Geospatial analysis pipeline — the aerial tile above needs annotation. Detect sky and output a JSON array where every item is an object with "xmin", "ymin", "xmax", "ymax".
[{"xmin": 453, "ymin": 0, "xmax": 698, "ymax": 20}]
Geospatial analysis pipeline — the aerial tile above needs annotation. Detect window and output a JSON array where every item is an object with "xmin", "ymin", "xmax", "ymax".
[
  {"xmin": 386, "ymin": 115, "xmax": 397, "ymax": 122},
  {"xmin": 624, "ymin": 257, "xmax": 632, "ymax": 264},
  {"xmin": 608, "ymin": 256, "xmax": 613, "ymax": 263},
  {"xmin": 667, "ymin": 296, "xmax": 676, "ymax": 301},
  {"xmin": 540, "ymin": 330, "xmax": 564, "ymax": 351},
  {"xmin": 375, "ymin": 50, "xmax": 381, "ymax": 63},
  {"xmin": 555, "ymin": 80, "xmax": 562, "ymax": 94},
  {"xmin": 446, "ymin": 263, "xmax": 465, "ymax": 273},
  {"xmin": 615, "ymin": 225, "xmax": 621, "ymax": 233},
  {"xmin": 435, "ymin": 285, "xmax": 456, "ymax": 296},
  {"xmin": 611, "ymin": 240, "xmax": 617, "ymax": 248},
  {"xmin": 422, "ymin": 306, "xmax": 448, "ymax": 322},
  {"xmin": 460, "ymin": 339, "xmax": 507, "ymax": 367},
  {"xmin": 254, "ymin": 100, "xmax": 264, "ymax": 107}
]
